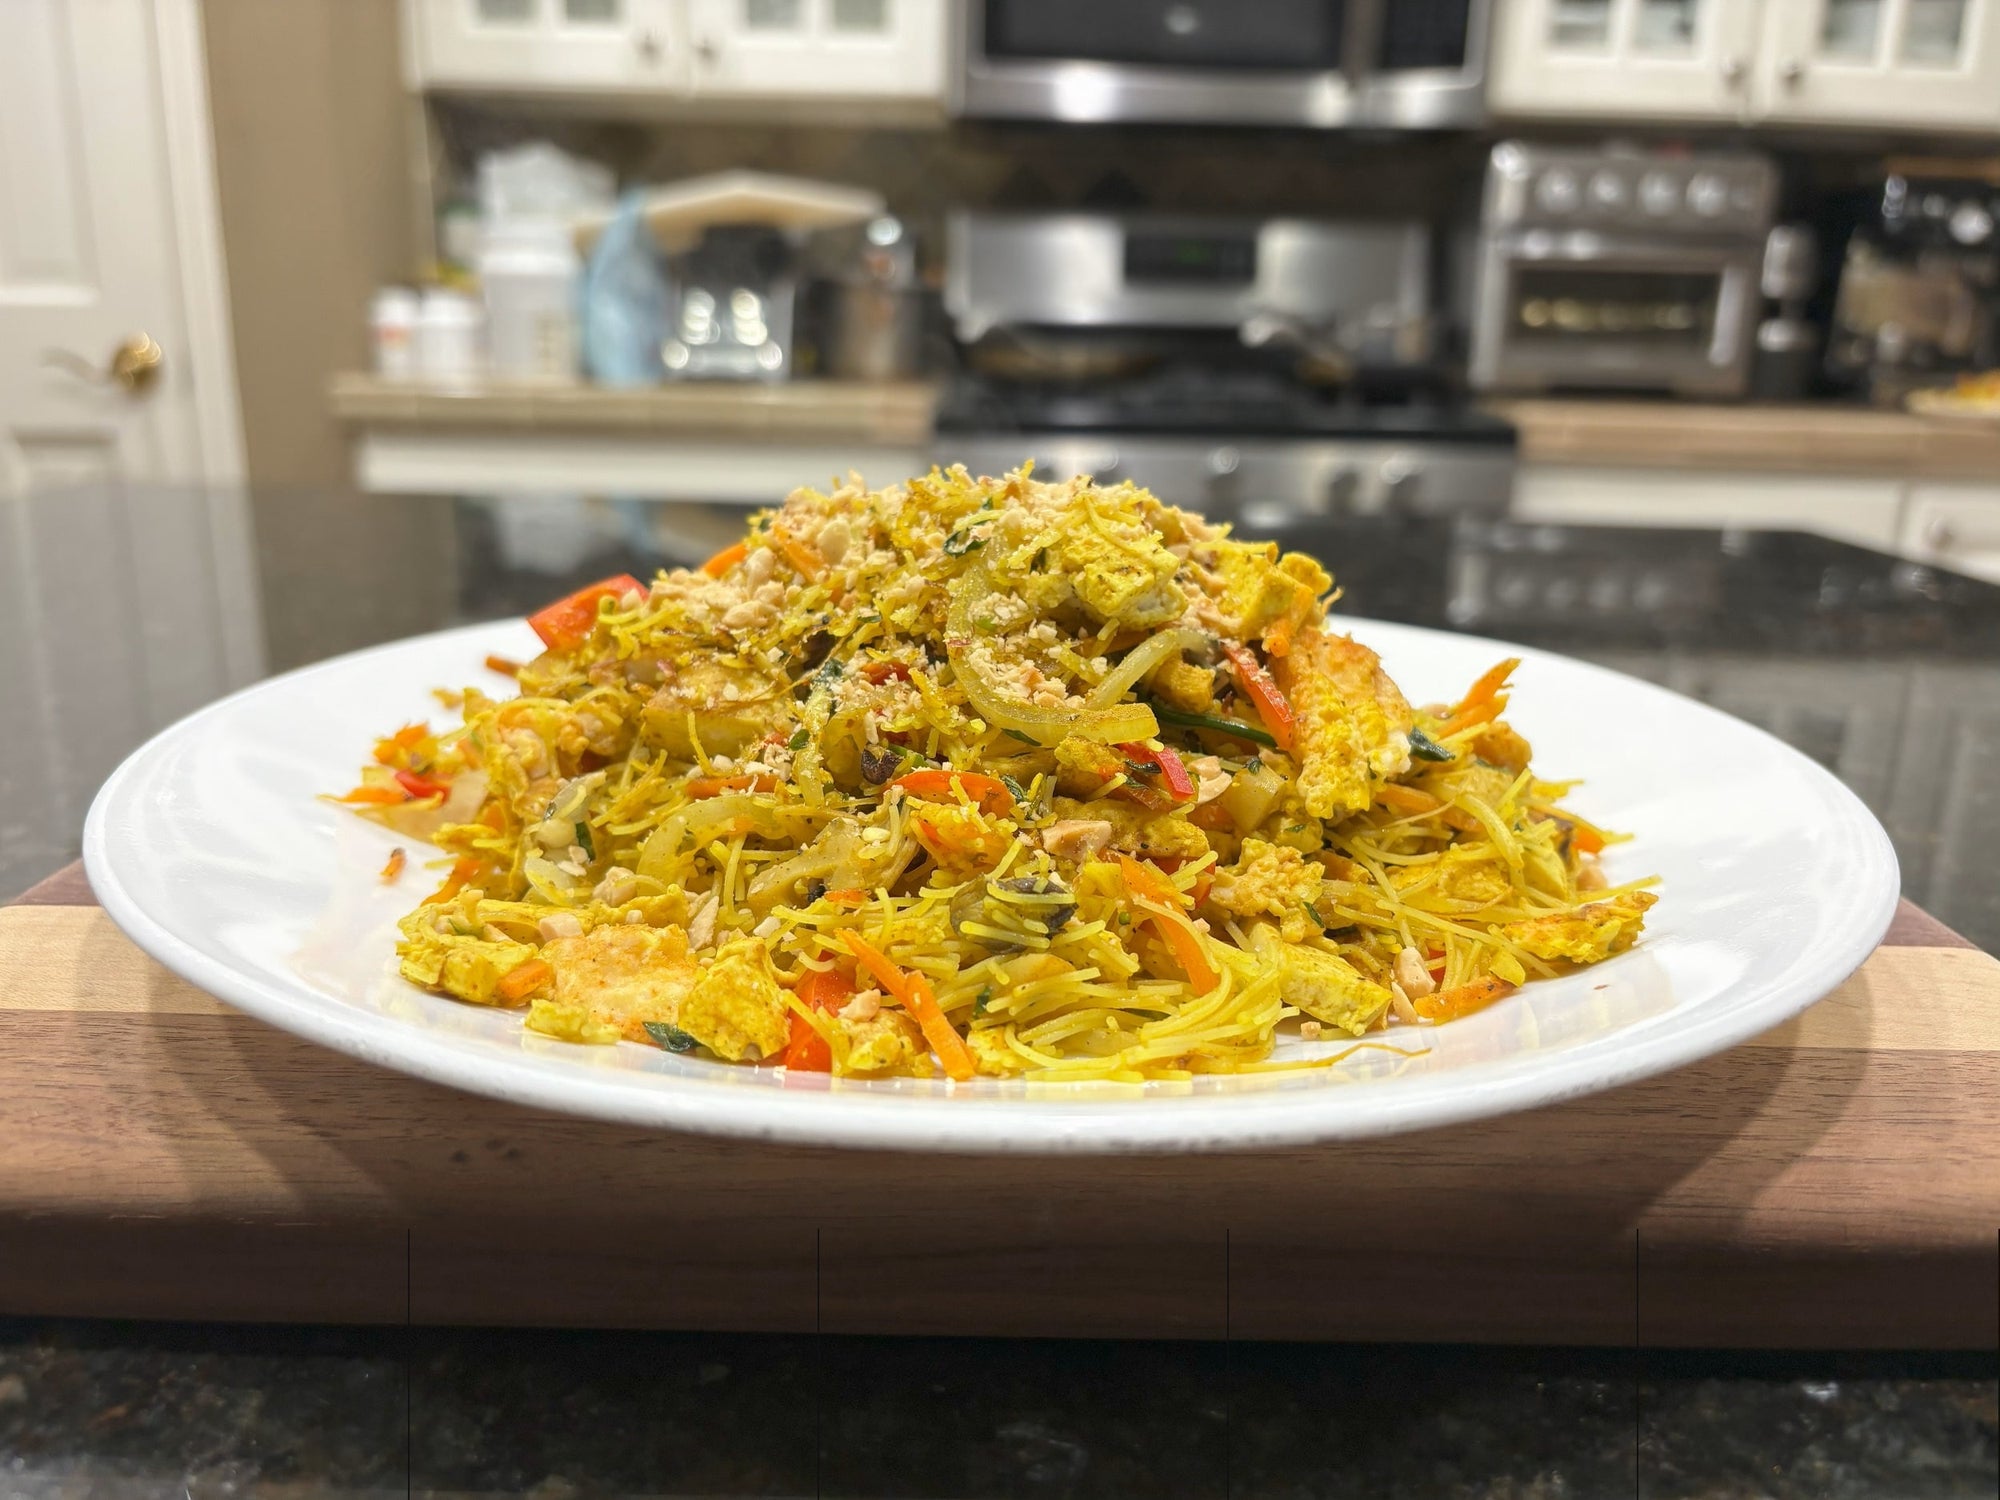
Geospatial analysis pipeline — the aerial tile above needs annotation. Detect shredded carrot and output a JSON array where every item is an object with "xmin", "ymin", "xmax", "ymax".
[
  {"xmin": 372, "ymin": 723, "xmax": 430, "ymax": 763},
  {"xmin": 822, "ymin": 887, "xmax": 869, "ymax": 908},
  {"xmin": 774, "ymin": 532, "xmax": 823, "ymax": 581},
  {"xmin": 1455, "ymin": 657, "xmax": 1519, "ymax": 714},
  {"xmin": 1415, "ymin": 975, "xmax": 1517, "ymax": 1023},
  {"xmin": 379, "ymin": 847, "xmax": 407, "ymax": 882},
  {"xmin": 1117, "ymin": 855, "xmax": 1221, "ymax": 994},
  {"xmin": 1572, "ymin": 826, "xmax": 1606, "ymax": 856},
  {"xmin": 701, "ymin": 540, "xmax": 749, "ymax": 577},
  {"xmin": 1262, "ymin": 615, "xmax": 1294, "ymax": 658},
  {"xmin": 422, "ymin": 856, "xmax": 483, "ymax": 906},
  {"xmin": 484, "ymin": 653, "xmax": 522, "ymax": 677},
  {"xmin": 335, "ymin": 785, "xmax": 407, "ymax": 806},
  {"xmin": 840, "ymin": 931, "xmax": 976, "ymax": 1081},
  {"xmin": 687, "ymin": 773, "xmax": 779, "ymax": 798},
  {"xmin": 1437, "ymin": 698, "xmax": 1504, "ymax": 738},
  {"xmin": 1376, "ymin": 783, "xmax": 1442, "ymax": 815},
  {"xmin": 496, "ymin": 958, "xmax": 554, "ymax": 1002}
]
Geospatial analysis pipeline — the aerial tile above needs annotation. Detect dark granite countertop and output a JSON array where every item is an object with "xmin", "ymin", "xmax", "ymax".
[{"xmin": 2, "ymin": 1320, "xmax": 1993, "ymax": 1498}]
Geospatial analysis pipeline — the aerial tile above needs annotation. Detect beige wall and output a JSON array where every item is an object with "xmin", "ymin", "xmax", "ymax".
[{"xmin": 201, "ymin": 0, "xmax": 455, "ymax": 670}]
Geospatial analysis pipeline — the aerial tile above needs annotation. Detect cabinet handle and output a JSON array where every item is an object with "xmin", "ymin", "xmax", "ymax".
[
  {"xmin": 695, "ymin": 35, "xmax": 719, "ymax": 66},
  {"xmin": 1719, "ymin": 54, "xmax": 1745, "ymax": 85},
  {"xmin": 635, "ymin": 27, "xmax": 663, "ymax": 62},
  {"xmin": 1925, "ymin": 517, "xmax": 1958, "ymax": 550},
  {"xmin": 1778, "ymin": 56, "xmax": 1804, "ymax": 85}
]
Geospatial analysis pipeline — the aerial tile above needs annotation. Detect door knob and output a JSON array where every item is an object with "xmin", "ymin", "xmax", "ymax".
[{"xmin": 44, "ymin": 334, "xmax": 164, "ymax": 396}]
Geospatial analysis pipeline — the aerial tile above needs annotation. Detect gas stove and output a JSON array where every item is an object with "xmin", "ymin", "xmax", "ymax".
[{"xmin": 935, "ymin": 213, "xmax": 1516, "ymax": 532}]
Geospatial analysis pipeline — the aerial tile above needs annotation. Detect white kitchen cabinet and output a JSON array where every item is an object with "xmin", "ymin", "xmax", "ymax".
[
  {"xmin": 405, "ymin": 0, "xmax": 690, "ymax": 94},
  {"xmin": 1899, "ymin": 481, "xmax": 2000, "ymax": 583},
  {"xmin": 403, "ymin": 0, "xmax": 945, "ymax": 104},
  {"xmin": 684, "ymin": 0, "xmax": 945, "ymax": 101},
  {"xmin": 1755, "ymin": 0, "xmax": 2000, "ymax": 130},
  {"xmin": 1488, "ymin": 0, "xmax": 1762, "ymax": 121},
  {"xmin": 1510, "ymin": 464, "xmax": 1909, "ymax": 550}
]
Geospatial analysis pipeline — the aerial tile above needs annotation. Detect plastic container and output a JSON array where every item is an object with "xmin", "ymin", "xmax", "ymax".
[
  {"xmin": 370, "ymin": 287, "xmax": 420, "ymax": 380},
  {"xmin": 480, "ymin": 219, "xmax": 579, "ymax": 383},
  {"xmin": 415, "ymin": 287, "xmax": 483, "ymax": 387}
]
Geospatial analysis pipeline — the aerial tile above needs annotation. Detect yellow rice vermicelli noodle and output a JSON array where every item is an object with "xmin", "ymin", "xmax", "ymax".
[{"xmin": 339, "ymin": 465, "xmax": 1654, "ymax": 1084}]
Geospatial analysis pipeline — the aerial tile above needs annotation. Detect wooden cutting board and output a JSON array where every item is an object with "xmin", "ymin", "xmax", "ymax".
[{"xmin": 2, "ymin": 863, "xmax": 1995, "ymax": 1350}]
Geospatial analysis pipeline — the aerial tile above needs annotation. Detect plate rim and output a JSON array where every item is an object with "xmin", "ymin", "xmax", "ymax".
[{"xmin": 82, "ymin": 617, "xmax": 1902, "ymax": 1155}]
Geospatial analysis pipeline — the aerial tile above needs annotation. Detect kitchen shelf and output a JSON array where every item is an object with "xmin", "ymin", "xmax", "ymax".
[
  {"xmin": 329, "ymin": 373, "xmax": 936, "ymax": 500},
  {"xmin": 1490, "ymin": 397, "xmax": 2000, "ymax": 481}
]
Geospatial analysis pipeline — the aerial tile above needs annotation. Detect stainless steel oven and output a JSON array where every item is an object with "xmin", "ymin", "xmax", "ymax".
[
  {"xmin": 954, "ymin": 0, "xmax": 1489, "ymax": 130},
  {"xmin": 1469, "ymin": 142, "xmax": 1776, "ymax": 398}
]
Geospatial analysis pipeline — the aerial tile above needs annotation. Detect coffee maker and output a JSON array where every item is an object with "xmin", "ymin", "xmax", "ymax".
[{"xmin": 1826, "ymin": 162, "xmax": 2000, "ymax": 405}]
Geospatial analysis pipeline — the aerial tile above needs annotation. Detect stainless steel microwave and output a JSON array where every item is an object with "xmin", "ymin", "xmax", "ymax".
[{"xmin": 953, "ymin": 0, "xmax": 1490, "ymax": 129}]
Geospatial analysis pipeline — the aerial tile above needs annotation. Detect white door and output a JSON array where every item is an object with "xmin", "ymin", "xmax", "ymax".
[
  {"xmin": 0, "ymin": 0, "xmax": 257, "ymax": 896},
  {"xmin": 686, "ymin": 0, "xmax": 946, "ymax": 100},
  {"xmin": 404, "ymin": 0, "xmax": 690, "ymax": 93},
  {"xmin": 1755, "ymin": 0, "xmax": 2000, "ymax": 129},
  {"xmin": 1488, "ymin": 0, "xmax": 1763, "ymax": 120}
]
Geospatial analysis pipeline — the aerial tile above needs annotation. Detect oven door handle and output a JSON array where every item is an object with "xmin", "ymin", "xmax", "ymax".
[{"xmin": 1490, "ymin": 233, "xmax": 1759, "ymax": 272}]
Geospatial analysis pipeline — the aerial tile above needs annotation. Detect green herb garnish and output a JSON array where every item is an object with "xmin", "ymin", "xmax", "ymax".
[
  {"xmin": 788, "ymin": 727, "xmax": 811, "ymax": 751},
  {"xmin": 1246, "ymin": 756, "xmax": 1264, "ymax": 773},
  {"xmin": 1149, "ymin": 702, "xmax": 1279, "ymax": 749},
  {"xmin": 999, "ymin": 774, "xmax": 1029, "ymax": 803},
  {"xmin": 974, "ymin": 986, "xmax": 994, "ymax": 1015},
  {"xmin": 1408, "ymin": 727, "xmax": 1454, "ymax": 762},
  {"xmin": 643, "ymin": 1022, "xmax": 699, "ymax": 1053},
  {"xmin": 573, "ymin": 821, "xmax": 595, "ymax": 860},
  {"xmin": 1001, "ymin": 728, "xmax": 1040, "ymax": 745},
  {"xmin": 943, "ymin": 529, "xmax": 987, "ymax": 557}
]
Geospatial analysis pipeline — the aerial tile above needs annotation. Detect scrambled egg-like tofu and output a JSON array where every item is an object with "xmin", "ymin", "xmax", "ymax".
[
  {"xmin": 531, "ymin": 922, "xmax": 697, "ymax": 1044},
  {"xmin": 1500, "ymin": 891, "xmax": 1657, "ymax": 963},
  {"xmin": 1272, "ymin": 627, "xmax": 1414, "ymax": 819},
  {"xmin": 1047, "ymin": 502, "xmax": 1185, "ymax": 627},
  {"xmin": 397, "ymin": 911, "xmax": 535, "ymax": 1006},
  {"xmin": 1210, "ymin": 838, "xmax": 1326, "ymax": 942},
  {"xmin": 1150, "ymin": 658, "xmax": 1215, "ymax": 714},
  {"xmin": 642, "ymin": 657, "xmax": 790, "ymax": 757},
  {"xmin": 1213, "ymin": 541, "xmax": 1330, "ymax": 636},
  {"xmin": 1390, "ymin": 850, "xmax": 1515, "ymax": 908},
  {"xmin": 1051, "ymin": 797, "xmax": 1210, "ymax": 863},
  {"xmin": 1246, "ymin": 923, "xmax": 1392, "ymax": 1035},
  {"xmin": 837, "ymin": 1010, "xmax": 930, "ymax": 1076},
  {"xmin": 677, "ymin": 938, "xmax": 791, "ymax": 1061}
]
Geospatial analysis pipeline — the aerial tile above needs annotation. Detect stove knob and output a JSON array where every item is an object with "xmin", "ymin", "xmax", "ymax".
[
  {"xmin": 1640, "ymin": 171, "xmax": 1681, "ymax": 216},
  {"xmin": 1535, "ymin": 169, "xmax": 1581, "ymax": 214},
  {"xmin": 1588, "ymin": 169, "xmax": 1628, "ymax": 212},
  {"xmin": 1204, "ymin": 446, "xmax": 1242, "ymax": 507},
  {"xmin": 1687, "ymin": 172, "xmax": 1730, "ymax": 217},
  {"xmin": 1206, "ymin": 445, "xmax": 1241, "ymax": 476},
  {"xmin": 1324, "ymin": 465, "xmax": 1360, "ymax": 516},
  {"xmin": 1380, "ymin": 456, "xmax": 1421, "ymax": 515}
]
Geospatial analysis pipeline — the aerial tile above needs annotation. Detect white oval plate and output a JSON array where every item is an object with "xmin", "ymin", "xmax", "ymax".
[{"xmin": 85, "ymin": 618, "xmax": 1898, "ymax": 1154}]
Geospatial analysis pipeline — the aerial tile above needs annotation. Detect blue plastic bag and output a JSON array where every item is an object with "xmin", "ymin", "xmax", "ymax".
[{"xmin": 579, "ymin": 190, "xmax": 669, "ymax": 387}]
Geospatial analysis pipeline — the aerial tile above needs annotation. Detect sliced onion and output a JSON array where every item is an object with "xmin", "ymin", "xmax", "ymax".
[
  {"xmin": 946, "ymin": 565, "xmax": 1159, "ymax": 747},
  {"xmin": 1087, "ymin": 628, "xmax": 1205, "ymax": 709}
]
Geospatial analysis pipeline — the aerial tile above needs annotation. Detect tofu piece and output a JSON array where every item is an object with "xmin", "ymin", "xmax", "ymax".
[
  {"xmin": 1389, "ymin": 850, "xmax": 1515, "ymax": 908},
  {"xmin": 532, "ymin": 922, "xmax": 698, "ymax": 1044},
  {"xmin": 1049, "ymin": 797, "xmax": 1211, "ymax": 864},
  {"xmin": 1500, "ymin": 891, "xmax": 1656, "ymax": 965},
  {"xmin": 1054, "ymin": 738, "xmax": 1126, "ymax": 797},
  {"xmin": 838, "ymin": 1010, "xmax": 931, "ymax": 1077},
  {"xmin": 1048, "ymin": 506, "xmax": 1186, "ymax": 627},
  {"xmin": 1209, "ymin": 838, "xmax": 1326, "ymax": 942},
  {"xmin": 396, "ymin": 912, "xmax": 535, "ymax": 1007},
  {"xmin": 1212, "ymin": 541, "xmax": 1327, "ymax": 636},
  {"xmin": 641, "ymin": 658, "xmax": 791, "ymax": 758},
  {"xmin": 1271, "ymin": 626, "xmax": 1414, "ymax": 820},
  {"xmin": 1246, "ymin": 923, "xmax": 1392, "ymax": 1036},
  {"xmin": 1150, "ymin": 659, "xmax": 1216, "ymax": 714},
  {"xmin": 677, "ymin": 938, "xmax": 792, "ymax": 1062}
]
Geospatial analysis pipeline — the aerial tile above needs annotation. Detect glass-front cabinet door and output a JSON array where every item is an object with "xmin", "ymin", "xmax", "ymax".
[
  {"xmin": 406, "ymin": 0, "xmax": 689, "ymax": 92},
  {"xmin": 1756, "ymin": 0, "xmax": 2000, "ymax": 130},
  {"xmin": 1488, "ymin": 0, "xmax": 1761, "ymax": 120},
  {"xmin": 683, "ymin": 0, "xmax": 946, "ymax": 101}
]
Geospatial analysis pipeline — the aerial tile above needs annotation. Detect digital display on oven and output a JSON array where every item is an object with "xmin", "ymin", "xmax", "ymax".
[{"xmin": 1123, "ymin": 232, "xmax": 1259, "ymax": 285}]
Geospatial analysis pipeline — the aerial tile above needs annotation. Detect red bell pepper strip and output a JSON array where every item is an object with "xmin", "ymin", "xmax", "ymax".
[
  {"xmin": 784, "ymin": 965, "xmax": 852, "ymax": 1072},
  {"xmin": 1220, "ymin": 643, "xmax": 1297, "ymax": 753},
  {"xmin": 527, "ymin": 573, "xmax": 645, "ymax": 651},
  {"xmin": 393, "ymin": 768, "xmax": 450, "ymax": 801},
  {"xmin": 1116, "ymin": 743, "xmax": 1196, "ymax": 802},
  {"xmin": 887, "ymin": 769, "xmax": 1014, "ymax": 818}
]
